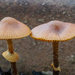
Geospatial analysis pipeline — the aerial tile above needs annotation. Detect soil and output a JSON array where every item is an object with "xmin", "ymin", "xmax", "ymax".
[{"xmin": 0, "ymin": 0, "xmax": 75, "ymax": 75}]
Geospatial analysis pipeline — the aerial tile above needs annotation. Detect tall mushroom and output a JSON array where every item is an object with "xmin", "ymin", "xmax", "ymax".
[
  {"xmin": 30, "ymin": 20, "xmax": 75, "ymax": 75},
  {"xmin": 0, "ymin": 17, "xmax": 31, "ymax": 75}
]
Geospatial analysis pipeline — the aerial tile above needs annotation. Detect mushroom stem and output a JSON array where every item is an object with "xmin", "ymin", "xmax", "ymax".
[
  {"xmin": 52, "ymin": 41, "xmax": 59, "ymax": 75},
  {"xmin": 7, "ymin": 39, "xmax": 14, "ymax": 54},
  {"xmin": 7, "ymin": 39, "xmax": 18, "ymax": 75},
  {"xmin": 11, "ymin": 62, "xmax": 18, "ymax": 75}
]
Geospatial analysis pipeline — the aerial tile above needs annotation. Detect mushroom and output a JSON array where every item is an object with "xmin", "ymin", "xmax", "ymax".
[
  {"xmin": 30, "ymin": 20, "xmax": 75, "ymax": 75},
  {"xmin": 0, "ymin": 17, "xmax": 31, "ymax": 75}
]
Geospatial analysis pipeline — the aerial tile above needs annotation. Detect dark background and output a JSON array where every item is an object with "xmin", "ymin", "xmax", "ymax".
[{"xmin": 0, "ymin": 0, "xmax": 75, "ymax": 75}]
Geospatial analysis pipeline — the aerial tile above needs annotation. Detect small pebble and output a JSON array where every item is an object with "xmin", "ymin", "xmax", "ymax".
[
  {"xmin": 42, "ymin": 3, "xmax": 45, "ymax": 6},
  {"xmin": 70, "ymin": 55, "xmax": 75, "ymax": 64},
  {"xmin": 25, "ymin": 3, "xmax": 28, "ymax": 5},
  {"xmin": 62, "ymin": 11, "xmax": 66, "ymax": 14},
  {"xmin": 38, "ymin": 19, "xmax": 44, "ymax": 22},
  {"xmin": 42, "ymin": 71, "xmax": 53, "ymax": 75}
]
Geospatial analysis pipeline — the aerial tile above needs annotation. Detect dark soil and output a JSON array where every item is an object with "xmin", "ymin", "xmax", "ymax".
[{"xmin": 0, "ymin": 0, "xmax": 75, "ymax": 75}]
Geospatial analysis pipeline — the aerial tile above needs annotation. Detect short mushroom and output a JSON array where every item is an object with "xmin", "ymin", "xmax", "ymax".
[
  {"xmin": 0, "ymin": 17, "xmax": 31, "ymax": 75},
  {"xmin": 30, "ymin": 20, "xmax": 75, "ymax": 75}
]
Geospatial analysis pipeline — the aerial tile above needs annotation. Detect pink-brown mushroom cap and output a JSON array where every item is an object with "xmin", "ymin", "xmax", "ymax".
[
  {"xmin": 30, "ymin": 20, "xmax": 75, "ymax": 41},
  {"xmin": 0, "ymin": 17, "xmax": 31, "ymax": 39}
]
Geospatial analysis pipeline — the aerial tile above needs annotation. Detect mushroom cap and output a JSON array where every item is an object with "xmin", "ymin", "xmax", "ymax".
[
  {"xmin": 0, "ymin": 17, "xmax": 31, "ymax": 39},
  {"xmin": 30, "ymin": 20, "xmax": 75, "ymax": 41},
  {"xmin": 2, "ymin": 50, "xmax": 19, "ymax": 62}
]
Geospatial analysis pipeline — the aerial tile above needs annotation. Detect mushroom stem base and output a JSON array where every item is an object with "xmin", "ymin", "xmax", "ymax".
[
  {"xmin": 53, "ymin": 70, "xmax": 59, "ymax": 75},
  {"xmin": 11, "ymin": 62, "xmax": 18, "ymax": 75}
]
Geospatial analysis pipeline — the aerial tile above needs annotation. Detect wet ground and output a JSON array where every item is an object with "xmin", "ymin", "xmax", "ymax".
[{"xmin": 0, "ymin": 0, "xmax": 75, "ymax": 75}]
